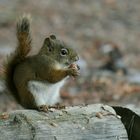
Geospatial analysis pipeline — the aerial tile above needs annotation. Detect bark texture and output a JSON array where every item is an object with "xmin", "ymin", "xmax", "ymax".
[{"xmin": 0, "ymin": 104, "xmax": 128, "ymax": 140}]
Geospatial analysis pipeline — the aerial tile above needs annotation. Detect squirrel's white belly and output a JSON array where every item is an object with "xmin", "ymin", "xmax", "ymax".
[{"xmin": 28, "ymin": 79, "xmax": 66, "ymax": 106}]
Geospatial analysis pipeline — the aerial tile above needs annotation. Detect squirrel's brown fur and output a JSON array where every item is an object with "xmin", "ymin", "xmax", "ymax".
[
  {"xmin": 5, "ymin": 15, "xmax": 32, "ymax": 101},
  {"xmin": 4, "ymin": 15, "xmax": 79, "ymax": 110}
]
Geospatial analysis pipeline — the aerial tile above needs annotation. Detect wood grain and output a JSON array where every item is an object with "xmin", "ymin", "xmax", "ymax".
[{"xmin": 0, "ymin": 104, "xmax": 128, "ymax": 140}]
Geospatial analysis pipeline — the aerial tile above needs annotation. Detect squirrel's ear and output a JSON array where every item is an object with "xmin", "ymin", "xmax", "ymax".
[
  {"xmin": 50, "ymin": 35, "xmax": 56, "ymax": 40},
  {"xmin": 44, "ymin": 37, "xmax": 53, "ymax": 51},
  {"xmin": 44, "ymin": 37, "xmax": 50, "ymax": 42}
]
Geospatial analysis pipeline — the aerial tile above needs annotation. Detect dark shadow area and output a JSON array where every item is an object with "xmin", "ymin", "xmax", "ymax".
[{"xmin": 113, "ymin": 106, "xmax": 140, "ymax": 140}]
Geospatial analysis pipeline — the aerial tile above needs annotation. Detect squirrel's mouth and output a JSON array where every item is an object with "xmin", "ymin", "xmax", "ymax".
[
  {"xmin": 66, "ymin": 56, "xmax": 79, "ymax": 66},
  {"xmin": 65, "ymin": 60, "xmax": 72, "ymax": 66}
]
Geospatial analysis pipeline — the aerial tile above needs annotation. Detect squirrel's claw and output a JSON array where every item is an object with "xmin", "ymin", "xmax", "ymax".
[
  {"xmin": 38, "ymin": 105, "xmax": 49, "ymax": 112},
  {"xmin": 67, "ymin": 68, "xmax": 80, "ymax": 77},
  {"xmin": 67, "ymin": 63, "xmax": 80, "ymax": 78},
  {"xmin": 48, "ymin": 103, "xmax": 66, "ymax": 110}
]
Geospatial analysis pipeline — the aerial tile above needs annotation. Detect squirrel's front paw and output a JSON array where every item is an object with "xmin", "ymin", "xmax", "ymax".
[{"xmin": 67, "ymin": 65, "xmax": 80, "ymax": 77}]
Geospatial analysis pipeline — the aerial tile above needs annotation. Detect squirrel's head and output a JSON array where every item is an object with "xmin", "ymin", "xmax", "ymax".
[{"xmin": 39, "ymin": 35, "xmax": 79, "ymax": 66}]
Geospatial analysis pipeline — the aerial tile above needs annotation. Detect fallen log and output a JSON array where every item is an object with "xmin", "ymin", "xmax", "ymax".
[{"xmin": 0, "ymin": 104, "xmax": 128, "ymax": 140}]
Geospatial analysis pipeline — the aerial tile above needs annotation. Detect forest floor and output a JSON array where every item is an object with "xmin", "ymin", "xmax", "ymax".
[{"xmin": 0, "ymin": 0, "xmax": 140, "ymax": 112}]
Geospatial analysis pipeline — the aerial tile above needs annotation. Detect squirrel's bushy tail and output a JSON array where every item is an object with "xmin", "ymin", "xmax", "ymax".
[
  {"xmin": 16, "ymin": 15, "xmax": 32, "ymax": 58},
  {"xmin": 5, "ymin": 15, "xmax": 32, "ymax": 100}
]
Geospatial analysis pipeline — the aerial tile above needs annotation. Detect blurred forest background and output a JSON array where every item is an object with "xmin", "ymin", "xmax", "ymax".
[{"xmin": 0, "ymin": 0, "xmax": 140, "ymax": 112}]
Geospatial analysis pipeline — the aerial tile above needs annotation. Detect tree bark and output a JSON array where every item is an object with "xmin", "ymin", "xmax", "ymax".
[{"xmin": 0, "ymin": 104, "xmax": 128, "ymax": 140}]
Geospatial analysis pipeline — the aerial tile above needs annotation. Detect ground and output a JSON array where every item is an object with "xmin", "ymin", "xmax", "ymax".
[{"xmin": 0, "ymin": 0, "xmax": 140, "ymax": 112}]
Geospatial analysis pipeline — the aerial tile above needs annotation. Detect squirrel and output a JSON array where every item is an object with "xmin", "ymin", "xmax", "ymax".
[{"xmin": 4, "ymin": 15, "xmax": 80, "ymax": 111}]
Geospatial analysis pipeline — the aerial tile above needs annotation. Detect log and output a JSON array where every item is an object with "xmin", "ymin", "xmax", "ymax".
[{"xmin": 0, "ymin": 104, "xmax": 128, "ymax": 140}]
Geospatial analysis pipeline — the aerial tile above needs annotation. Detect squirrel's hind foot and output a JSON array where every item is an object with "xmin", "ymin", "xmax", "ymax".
[
  {"xmin": 38, "ymin": 103, "xmax": 65, "ymax": 112},
  {"xmin": 38, "ymin": 105, "xmax": 49, "ymax": 112},
  {"xmin": 49, "ymin": 103, "xmax": 66, "ymax": 110}
]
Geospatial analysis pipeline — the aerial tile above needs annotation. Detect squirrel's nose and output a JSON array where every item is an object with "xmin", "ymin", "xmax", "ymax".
[{"xmin": 75, "ymin": 56, "xmax": 79, "ymax": 61}]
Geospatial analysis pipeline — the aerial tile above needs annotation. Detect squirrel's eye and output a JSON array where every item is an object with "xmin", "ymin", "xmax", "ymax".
[{"xmin": 60, "ymin": 48, "xmax": 68, "ymax": 56}]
